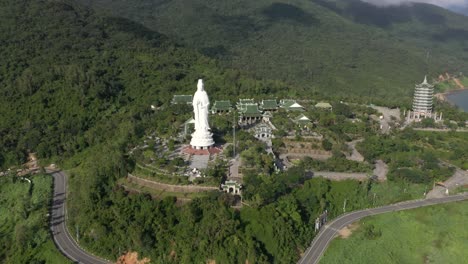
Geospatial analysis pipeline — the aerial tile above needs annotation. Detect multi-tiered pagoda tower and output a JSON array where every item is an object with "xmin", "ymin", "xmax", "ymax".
[
  {"xmin": 412, "ymin": 76, "xmax": 434, "ymax": 117},
  {"xmin": 406, "ymin": 76, "xmax": 442, "ymax": 122}
]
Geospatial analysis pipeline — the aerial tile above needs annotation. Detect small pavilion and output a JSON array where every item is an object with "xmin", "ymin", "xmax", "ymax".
[
  {"xmin": 295, "ymin": 114, "xmax": 311, "ymax": 125},
  {"xmin": 280, "ymin": 99, "xmax": 304, "ymax": 111},
  {"xmin": 315, "ymin": 102, "xmax": 333, "ymax": 111}
]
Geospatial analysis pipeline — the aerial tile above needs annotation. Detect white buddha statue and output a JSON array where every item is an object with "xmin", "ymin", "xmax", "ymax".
[
  {"xmin": 190, "ymin": 79, "xmax": 214, "ymax": 149},
  {"xmin": 193, "ymin": 80, "xmax": 211, "ymax": 132}
]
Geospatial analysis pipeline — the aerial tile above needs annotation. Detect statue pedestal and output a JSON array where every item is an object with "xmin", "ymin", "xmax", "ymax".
[{"xmin": 190, "ymin": 131, "xmax": 214, "ymax": 150}]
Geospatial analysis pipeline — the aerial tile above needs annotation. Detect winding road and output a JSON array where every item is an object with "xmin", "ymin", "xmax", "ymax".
[
  {"xmin": 50, "ymin": 171, "xmax": 110, "ymax": 264},
  {"xmin": 49, "ymin": 169, "xmax": 467, "ymax": 264},
  {"xmin": 298, "ymin": 192, "xmax": 468, "ymax": 264}
]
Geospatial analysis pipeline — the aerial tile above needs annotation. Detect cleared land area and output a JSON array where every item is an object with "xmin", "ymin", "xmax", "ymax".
[{"xmin": 321, "ymin": 201, "xmax": 468, "ymax": 264}]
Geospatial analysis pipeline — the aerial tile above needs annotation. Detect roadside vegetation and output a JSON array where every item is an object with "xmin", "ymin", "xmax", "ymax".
[
  {"xmin": 0, "ymin": 175, "xmax": 71, "ymax": 263},
  {"xmin": 321, "ymin": 201, "xmax": 468, "ymax": 264}
]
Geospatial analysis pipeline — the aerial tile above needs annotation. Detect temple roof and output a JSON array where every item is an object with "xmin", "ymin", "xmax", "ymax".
[
  {"xmin": 315, "ymin": 102, "xmax": 332, "ymax": 109},
  {"xmin": 261, "ymin": 99, "xmax": 278, "ymax": 110},
  {"xmin": 171, "ymin": 95, "xmax": 193, "ymax": 104},
  {"xmin": 239, "ymin": 104, "xmax": 262, "ymax": 117},
  {"xmin": 238, "ymin": 99, "xmax": 256, "ymax": 105},
  {"xmin": 289, "ymin": 102, "xmax": 303, "ymax": 108},
  {"xmin": 221, "ymin": 180, "xmax": 242, "ymax": 188},
  {"xmin": 296, "ymin": 114, "xmax": 311, "ymax": 122},
  {"xmin": 212, "ymin": 100, "xmax": 232, "ymax": 111},
  {"xmin": 416, "ymin": 75, "xmax": 434, "ymax": 88},
  {"xmin": 280, "ymin": 99, "xmax": 296, "ymax": 108},
  {"xmin": 284, "ymin": 102, "xmax": 305, "ymax": 111}
]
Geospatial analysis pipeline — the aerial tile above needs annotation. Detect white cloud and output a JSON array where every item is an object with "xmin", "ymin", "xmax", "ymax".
[{"xmin": 361, "ymin": 0, "xmax": 468, "ymax": 8}]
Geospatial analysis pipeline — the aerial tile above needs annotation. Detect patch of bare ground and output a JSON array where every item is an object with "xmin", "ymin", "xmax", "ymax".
[
  {"xmin": 207, "ymin": 260, "xmax": 216, "ymax": 264},
  {"xmin": 116, "ymin": 251, "xmax": 150, "ymax": 264},
  {"xmin": 169, "ymin": 250, "xmax": 176, "ymax": 261},
  {"xmin": 339, "ymin": 223, "xmax": 360, "ymax": 239}
]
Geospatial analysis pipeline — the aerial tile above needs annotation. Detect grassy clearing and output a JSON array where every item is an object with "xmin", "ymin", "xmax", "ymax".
[
  {"xmin": 0, "ymin": 175, "xmax": 71, "ymax": 263},
  {"xmin": 370, "ymin": 181, "xmax": 427, "ymax": 206},
  {"xmin": 321, "ymin": 201, "xmax": 468, "ymax": 264}
]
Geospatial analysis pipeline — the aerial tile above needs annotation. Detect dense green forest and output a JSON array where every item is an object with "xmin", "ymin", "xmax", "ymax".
[
  {"xmin": 76, "ymin": 0, "xmax": 468, "ymax": 102},
  {"xmin": 1, "ymin": 1, "xmax": 467, "ymax": 263},
  {"xmin": 0, "ymin": 0, "xmax": 293, "ymax": 169},
  {"xmin": 67, "ymin": 144, "xmax": 424, "ymax": 263}
]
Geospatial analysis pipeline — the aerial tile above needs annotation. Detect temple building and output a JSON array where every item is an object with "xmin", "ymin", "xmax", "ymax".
[
  {"xmin": 295, "ymin": 114, "xmax": 311, "ymax": 126},
  {"xmin": 238, "ymin": 104, "xmax": 263, "ymax": 124},
  {"xmin": 412, "ymin": 76, "xmax": 434, "ymax": 116},
  {"xmin": 315, "ymin": 102, "xmax": 333, "ymax": 111},
  {"xmin": 211, "ymin": 100, "xmax": 233, "ymax": 114},
  {"xmin": 280, "ymin": 99, "xmax": 304, "ymax": 112}
]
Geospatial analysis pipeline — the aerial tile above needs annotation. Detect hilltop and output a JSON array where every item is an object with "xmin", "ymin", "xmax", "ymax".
[{"xmin": 75, "ymin": 0, "xmax": 468, "ymax": 103}]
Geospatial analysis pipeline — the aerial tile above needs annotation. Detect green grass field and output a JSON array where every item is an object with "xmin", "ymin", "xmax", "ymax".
[
  {"xmin": 0, "ymin": 175, "xmax": 71, "ymax": 263},
  {"xmin": 321, "ymin": 201, "xmax": 468, "ymax": 264}
]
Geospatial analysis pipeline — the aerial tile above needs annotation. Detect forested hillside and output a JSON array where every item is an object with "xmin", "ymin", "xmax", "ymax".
[
  {"xmin": 75, "ymin": 0, "xmax": 468, "ymax": 100},
  {"xmin": 0, "ymin": 0, "xmax": 289, "ymax": 169}
]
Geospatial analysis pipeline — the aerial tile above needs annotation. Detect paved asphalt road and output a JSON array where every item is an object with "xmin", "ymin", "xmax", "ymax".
[
  {"xmin": 50, "ymin": 171, "xmax": 110, "ymax": 264},
  {"xmin": 49, "ymin": 169, "xmax": 466, "ymax": 264},
  {"xmin": 298, "ymin": 192, "xmax": 468, "ymax": 264}
]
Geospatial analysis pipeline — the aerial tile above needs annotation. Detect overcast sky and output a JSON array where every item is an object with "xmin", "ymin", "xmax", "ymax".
[{"xmin": 361, "ymin": 0, "xmax": 468, "ymax": 8}]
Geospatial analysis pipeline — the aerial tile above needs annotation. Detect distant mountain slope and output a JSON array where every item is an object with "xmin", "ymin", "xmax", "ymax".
[
  {"xmin": 75, "ymin": 0, "xmax": 468, "ymax": 100},
  {"xmin": 447, "ymin": 5, "xmax": 468, "ymax": 16},
  {"xmin": 0, "ymin": 0, "xmax": 286, "ymax": 167}
]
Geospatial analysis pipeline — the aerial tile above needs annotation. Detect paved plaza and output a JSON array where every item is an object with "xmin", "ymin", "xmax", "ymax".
[{"xmin": 189, "ymin": 154, "xmax": 210, "ymax": 169}]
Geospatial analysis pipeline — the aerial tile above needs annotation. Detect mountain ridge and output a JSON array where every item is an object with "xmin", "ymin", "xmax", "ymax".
[{"xmin": 73, "ymin": 0, "xmax": 468, "ymax": 101}]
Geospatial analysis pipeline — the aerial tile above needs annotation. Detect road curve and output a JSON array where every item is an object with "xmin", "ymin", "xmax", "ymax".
[
  {"xmin": 298, "ymin": 192, "xmax": 468, "ymax": 264},
  {"xmin": 50, "ymin": 171, "xmax": 110, "ymax": 264}
]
